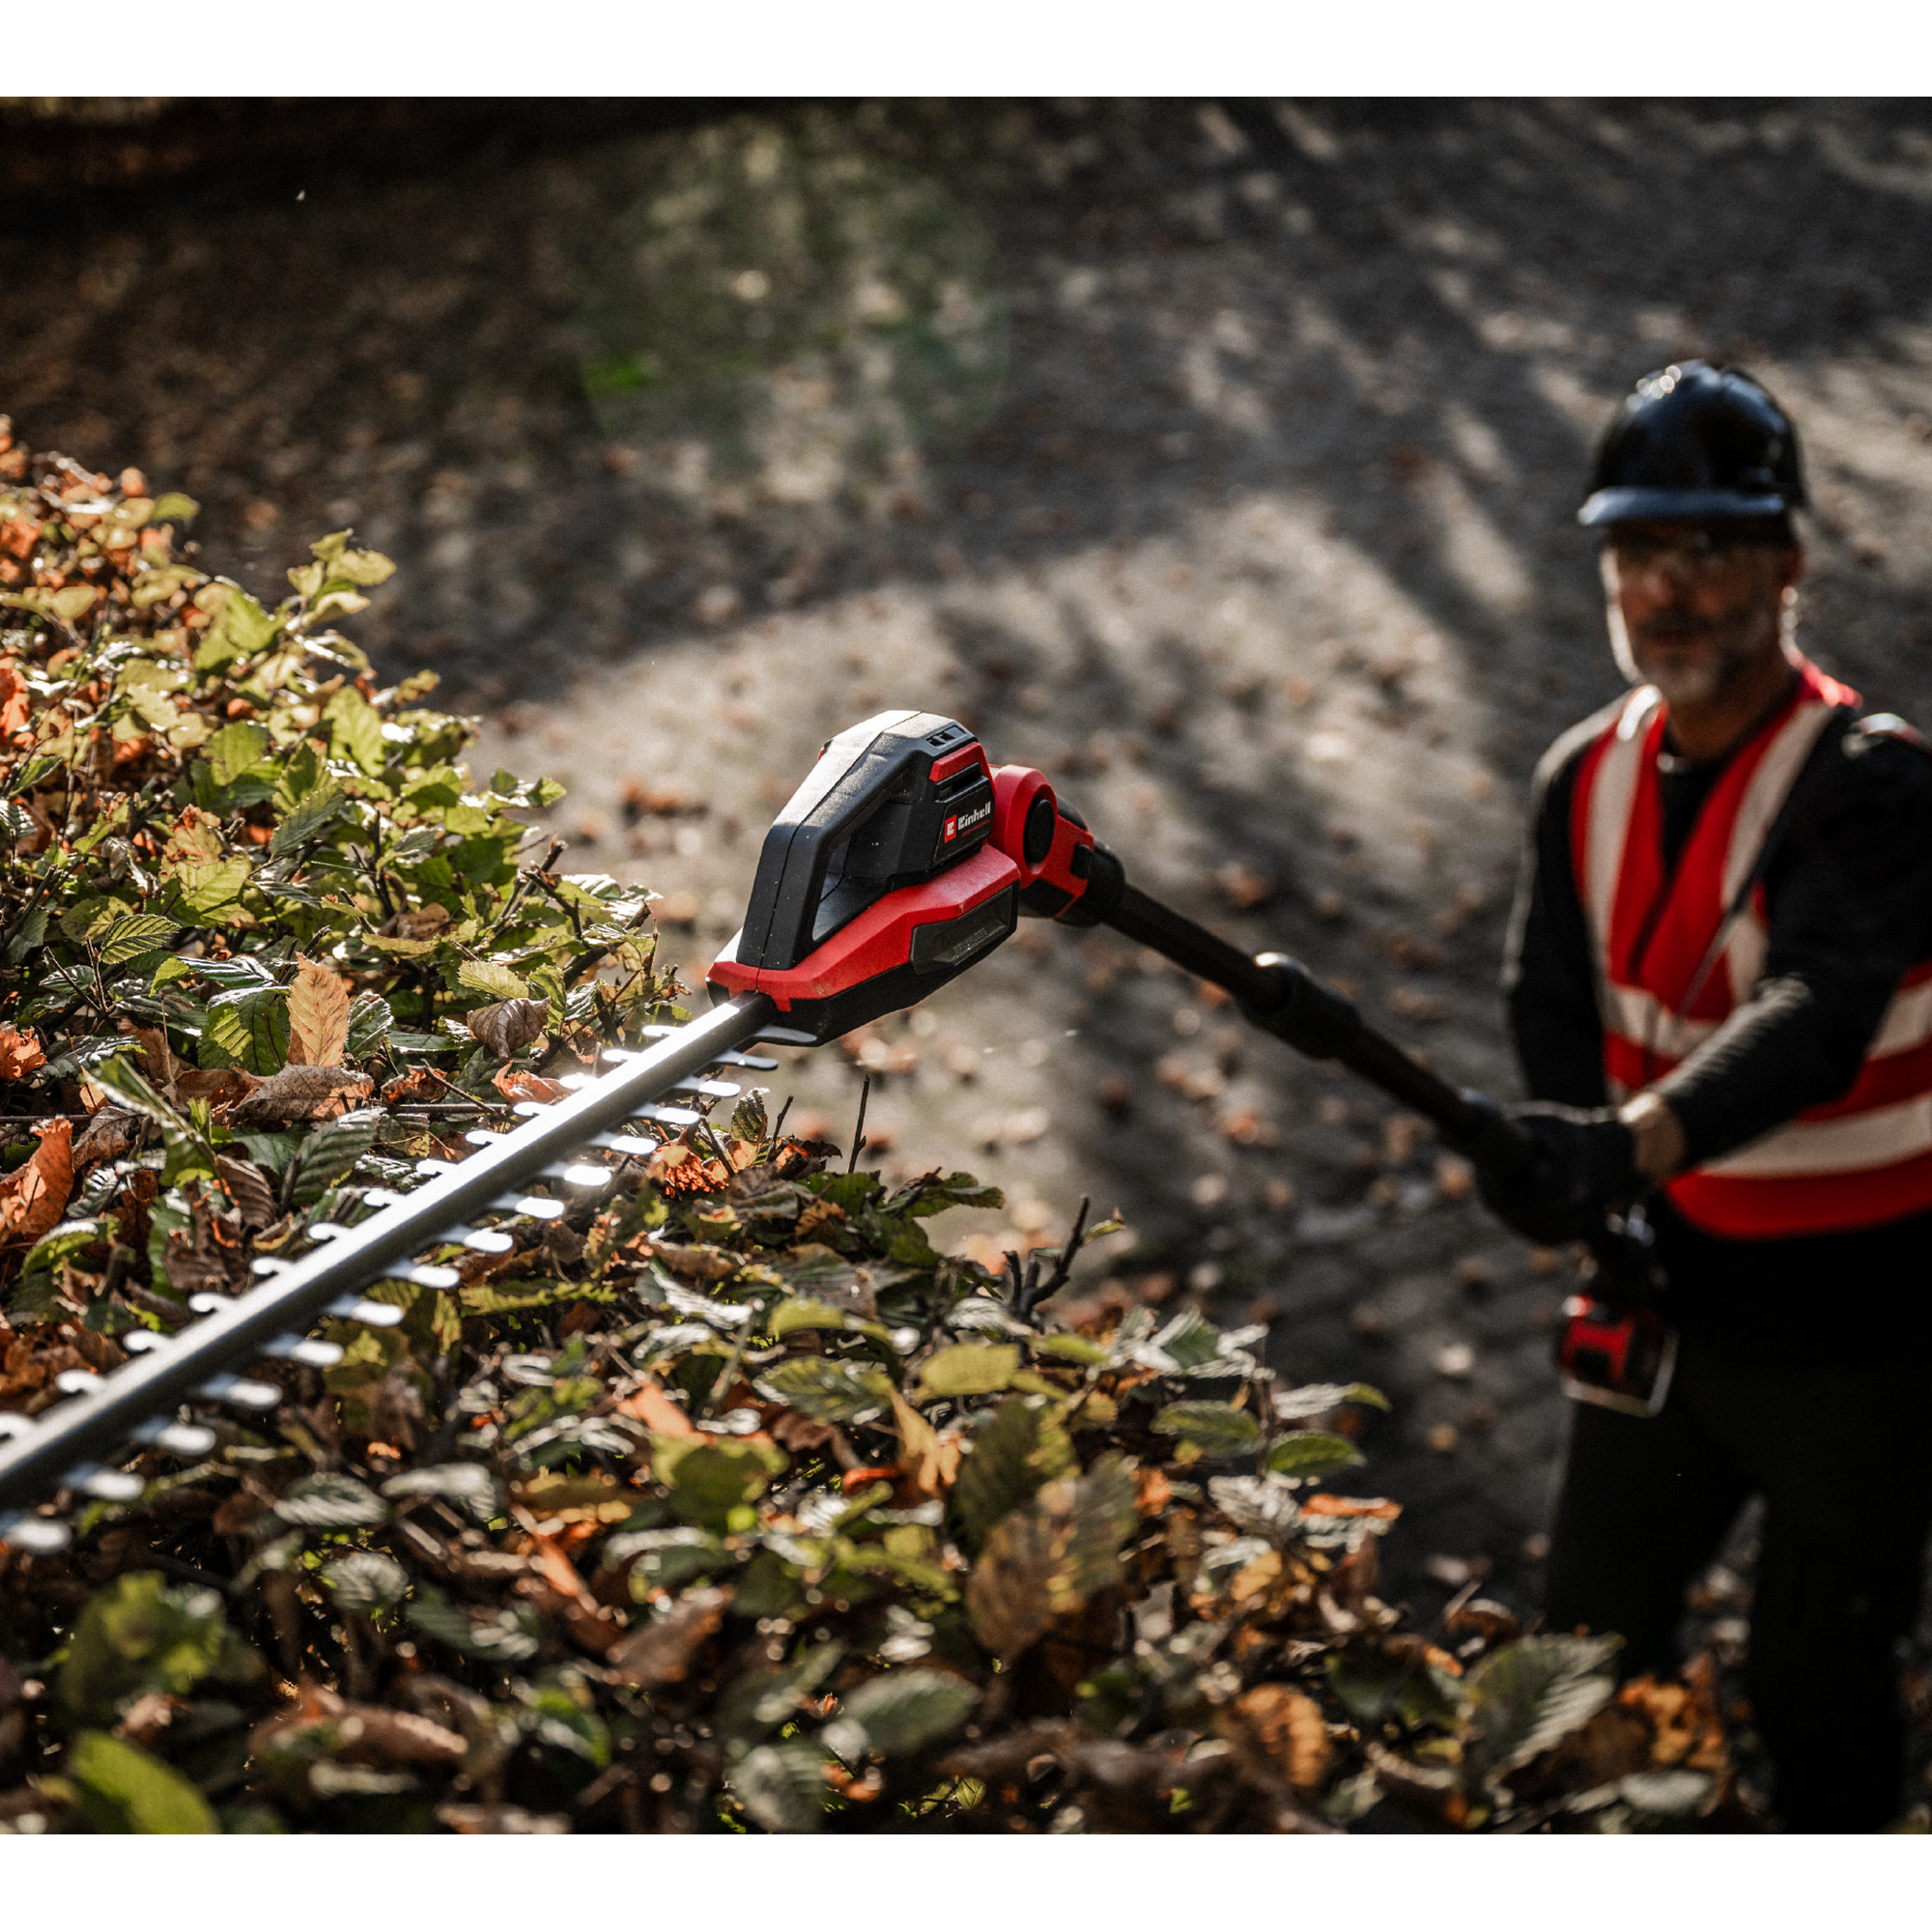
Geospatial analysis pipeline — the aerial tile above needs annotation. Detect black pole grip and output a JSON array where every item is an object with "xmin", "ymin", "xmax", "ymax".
[{"xmin": 1093, "ymin": 877, "xmax": 1532, "ymax": 1165}]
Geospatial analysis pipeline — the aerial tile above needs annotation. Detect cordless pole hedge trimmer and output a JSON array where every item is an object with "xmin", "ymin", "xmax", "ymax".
[{"xmin": 0, "ymin": 710, "xmax": 1666, "ymax": 1547}]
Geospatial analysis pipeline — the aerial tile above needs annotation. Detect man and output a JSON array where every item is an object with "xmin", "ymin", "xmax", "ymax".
[{"xmin": 1485, "ymin": 360, "xmax": 1932, "ymax": 1831}]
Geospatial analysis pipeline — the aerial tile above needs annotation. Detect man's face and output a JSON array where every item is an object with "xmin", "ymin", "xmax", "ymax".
[{"xmin": 1599, "ymin": 520, "xmax": 1803, "ymax": 707}]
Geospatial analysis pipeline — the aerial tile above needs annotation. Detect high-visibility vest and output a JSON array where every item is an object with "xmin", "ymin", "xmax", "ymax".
[{"xmin": 1571, "ymin": 657, "xmax": 1932, "ymax": 1239}]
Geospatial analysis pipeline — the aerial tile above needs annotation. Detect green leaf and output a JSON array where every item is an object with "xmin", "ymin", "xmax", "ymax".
[
  {"xmin": 329, "ymin": 546, "xmax": 397, "ymax": 587},
  {"xmin": 965, "ymin": 1457, "xmax": 1137, "ymax": 1661},
  {"xmin": 1463, "ymin": 1635, "xmax": 1621, "ymax": 1785},
  {"xmin": 270, "ymin": 781, "xmax": 348, "ymax": 856},
  {"xmin": 346, "ymin": 992, "xmax": 394, "ymax": 1055},
  {"xmin": 1266, "ymin": 1431, "xmax": 1366, "ymax": 1478},
  {"xmin": 952, "ymin": 1397, "xmax": 1075, "ymax": 1548},
  {"xmin": 729, "ymin": 1088, "xmax": 769, "ymax": 1144},
  {"xmin": 151, "ymin": 492, "xmax": 201, "ymax": 524},
  {"xmin": 729, "ymin": 1739, "xmax": 826, "ymax": 1833},
  {"xmin": 164, "ymin": 856, "xmax": 253, "ymax": 923},
  {"xmin": 98, "ymin": 913, "xmax": 181, "ymax": 966},
  {"xmin": 767, "ymin": 1299, "xmax": 853, "ymax": 1337},
  {"xmin": 381, "ymin": 1462, "xmax": 502, "ymax": 1521},
  {"xmin": 201, "ymin": 987, "xmax": 290, "ymax": 1075},
  {"xmin": 1031, "ymin": 1332, "xmax": 1109, "ymax": 1366},
  {"xmin": 4, "ymin": 753, "xmax": 60, "ymax": 797},
  {"xmin": 1325, "ymin": 1649, "xmax": 1465, "ymax": 1732},
  {"xmin": 290, "ymin": 1111, "xmax": 380, "ymax": 1207},
  {"xmin": 70, "ymin": 1731, "xmax": 217, "ymax": 1834},
  {"xmin": 87, "ymin": 1053, "xmax": 192, "ymax": 1138},
  {"xmin": 193, "ymin": 578, "xmax": 280, "ymax": 669},
  {"xmin": 886, "ymin": 1171, "xmax": 1006, "ymax": 1217},
  {"xmin": 666, "ymin": 1441, "xmax": 778, "ymax": 1532},
  {"xmin": 406, "ymin": 1583, "xmax": 542, "ymax": 1662},
  {"xmin": 204, "ymin": 721, "xmax": 270, "ymax": 787},
  {"xmin": 273, "ymin": 1472, "xmax": 390, "ymax": 1531},
  {"xmin": 1273, "ymin": 1380, "xmax": 1390, "ymax": 1421},
  {"xmin": 754, "ymin": 1356, "xmax": 895, "ymax": 1424},
  {"xmin": 57, "ymin": 1572, "xmax": 233, "ymax": 1726},
  {"xmin": 322, "ymin": 686, "xmax": 386, "ymax": 776},
  {"xmin": 457, "ymin": 959, "xmax": 527, "ymax": 1001},
  {"xmin": 836, "ymin": 1668, "xmax": 978, "ymax": 1759},
  {"xmin": 1152, "ymin": 1400, "xmax": 1261, "ymax": 1461},
  {"xmin": 917, "ymin": 1342, "xmax": 1019, "ymax": 1399},
  {"xmin": 321, "ymin": 1548, "xmax": 409, "ymax": 1619}
]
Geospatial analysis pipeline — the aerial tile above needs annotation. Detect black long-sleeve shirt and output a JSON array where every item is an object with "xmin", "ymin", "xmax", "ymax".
[{"xmin": 1503, "ymin": 686, "xmax": 1932, "ymax": 1355}]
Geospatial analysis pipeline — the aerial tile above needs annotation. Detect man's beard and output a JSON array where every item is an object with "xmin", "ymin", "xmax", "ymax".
[{"xmin": 1608, "ymin": 606, "xmax": 1777, "ymax": 706}]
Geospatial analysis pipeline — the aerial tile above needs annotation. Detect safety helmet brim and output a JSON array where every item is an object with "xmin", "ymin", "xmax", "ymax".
[{"xmin": 1577, "ymin": 485, "xmax": 1794, "ymax": 528}]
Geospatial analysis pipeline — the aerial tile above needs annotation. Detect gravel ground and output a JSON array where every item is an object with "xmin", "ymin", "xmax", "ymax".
[{"xmin": 11, "ymin": 99, "xmax": 1932, "ymax": 1665}]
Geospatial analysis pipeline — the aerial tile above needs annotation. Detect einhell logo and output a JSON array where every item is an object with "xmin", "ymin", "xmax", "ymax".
[{"xmin": 944, "ymin": 799, "xmax": 993, "ymax": 842}]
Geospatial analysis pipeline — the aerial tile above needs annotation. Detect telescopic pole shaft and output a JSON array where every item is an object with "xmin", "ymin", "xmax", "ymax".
[{"xmin": 1099, "ymin": 882, "xmax": 1520, "ymax": 1157}]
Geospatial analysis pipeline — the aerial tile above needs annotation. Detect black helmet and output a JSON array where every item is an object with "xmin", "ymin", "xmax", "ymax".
[{"xmin": 1577, "ymin": 360, "xmax": 1807, "ymax": 526}]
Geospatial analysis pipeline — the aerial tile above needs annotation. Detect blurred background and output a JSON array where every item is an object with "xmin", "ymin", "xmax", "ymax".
[{"xmin": 9, "ymin": 96, "xmax": 1932, "ymax": 1620}]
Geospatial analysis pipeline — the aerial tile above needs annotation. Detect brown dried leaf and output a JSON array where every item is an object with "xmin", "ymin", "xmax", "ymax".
[
  {"xmin": 161, "ymin": 805, "xmax": 223, "ymax": 868},
  {"xmin": 467, "ymin": 997, "xmax": 549, "ymax": 1060},
  {"xmin": 380, "ymin": 902, "xmax": 451, "ymax": 941},
  {"xmin": 0, "ymin": 1120, "xmax": 72, "ymax": 1245},
  {"xmin": 607, "ymin": 1584, "xmax": 731, "ymax": 1689},
  {"xmin": 381, "ymin": 1066, "xmax": 441, "ymax": 1106},
  {"xmin": 493, "ymin": 1065, "xmax": 568, "ymax": 1106},
  {"xmin": 71, "ymin": 1107, "xmax": 138, "ymax": 1175},
  {"xmin": 175, "ymin": 1065, "xmax": 262, "ymax": 1110},
  {"xmin": 227, "ymin": 1065, "xmax": 373, "ymax": 1127},
  {"xmin": 214, "ymin": 1154, "xmax": 277, "ymax": 1230},
  {"xmin": 128, "ymin": 1023, "xmax": 179, "ymax": 1098},
  {"xmin": 0, "ymin": 1026, "xmax": 46, "ymax": 1082},
  {"xmin": 1227, "ymin": 1684, "xmax": 1334, "ymax": 1792},
  {"xmin": 286, "ymin": 955, "xmax": 351, "ymax": 1067}
]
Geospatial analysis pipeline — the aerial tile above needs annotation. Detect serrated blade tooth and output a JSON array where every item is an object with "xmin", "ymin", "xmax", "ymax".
[
  {"xmin": 415, "ymin": 1158, "xmax": 457, "ymax": 1175},
  {"xmin": 362, "ymin": 1189, "xmax": 407, "ymax": 1207},
  {"xmin": 556, "ymin": 1073, "xmax": 596, "ymax": 1090},
  {"xmin": 551, "ymin": 1162, "xmax": 613, "ymax": 1189},
  {"xmin": 194, "ymin": 1374, "xmax": 281, "ymax": 1410},
  {"xmin": 263, "ymin": 1335, "xmax": 344, "ymax": 1369},
  {"xmin": 187, "ymin": 1294, "xmax": 229, "ymax": 1315},
  {"xmin": 491, "ymin": 1194, "xmax": 564, "ymax": 1220},
  {"xmin": 0, "ymin": 1414, "xmax": 32, "ymax": 1439},
  {"xmin": 0, "ymin": 1514, "xmax": 70, "ymax": 1553},
  {"xmin": 53, "ymin": 1369, "xmax": 100, "ymax": 1396},
  {"xmin": 252, "ymin": 1259, "xmax": 291, "ymax": 1277},
  {"xmin": 123, "ymin": 1331, "xmax": 164, "ymax": 1354},
  {"xmin": 588, "ymin": 1132, "xmax": 657, "ymax": 1156},
  {"xmin": 512, "ymin": 1101, "xmax": 554, "ymax": 1117},
  {"xmin": 67, "ymin": 1464, "xmax": 143, "ymax": 1502},
  {"xmin": 323, "ymin": 1295, "xmax": 404, "ymax": 1327},
  {"xmin": 305, "ymin": 1222, "xmax": 351, "ymax": 1241},
  {"xmin": 387, "ymin": 1264, "xmax": 460, "ymax": 1290},
  {"xmin": 464, "ymin": 1130, "xmax": 503, "ymax": 1148},
  {"xmin": 674, "ymin": 1078, "xmax": 740, "ymax": 1097},
  {"xmin": 444, "ymin": 1226, "xmax": 514, "ymax": 1255},
  {"xmin": 637, "ymin": 1105, "xmax": 699, "ymax": 1127},
  {"xmin": 132, "ymin": 1418, "xmax": 217, "ymax": 1457},
  {"xmin": 711, "ymin": 1052, "xmax": 780, "ymax": 1070}
]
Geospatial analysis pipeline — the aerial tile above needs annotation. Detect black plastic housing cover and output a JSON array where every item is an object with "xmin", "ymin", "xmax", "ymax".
[{"xmin": 736, "ymin": 710, "xmax": 992, "ymax": 971}]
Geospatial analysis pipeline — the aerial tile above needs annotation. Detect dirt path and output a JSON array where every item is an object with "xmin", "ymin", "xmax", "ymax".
[{"xmin": 11, "ymin": 99, "xmax": 1932, "ymax": 1633}]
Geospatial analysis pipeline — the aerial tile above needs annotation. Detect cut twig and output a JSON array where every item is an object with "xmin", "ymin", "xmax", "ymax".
[{"xmin": 847, "ymin": 1073, "xmax": 870, "ymax": 1174}]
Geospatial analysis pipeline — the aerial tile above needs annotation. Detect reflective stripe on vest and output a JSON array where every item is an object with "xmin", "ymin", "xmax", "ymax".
[{"xmin": 1571, "ymin": 658, "xmax": 1932, "ymax": 1238}]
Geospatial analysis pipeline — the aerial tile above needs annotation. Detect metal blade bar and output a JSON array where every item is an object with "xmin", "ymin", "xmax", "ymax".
[{"xmin": 0, "ymin": 992, "xmax": 775, "ymax": 1519}]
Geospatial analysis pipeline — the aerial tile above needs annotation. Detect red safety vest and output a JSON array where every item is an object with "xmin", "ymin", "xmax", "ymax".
[{"xmin": 1571, "ymin": 657, "xmax": 1932, "ymax": 1239}]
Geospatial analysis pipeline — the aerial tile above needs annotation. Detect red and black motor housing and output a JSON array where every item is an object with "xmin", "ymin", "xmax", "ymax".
[{"xmin": 709, "ymin": 711, "xmax": 1022, "ymax": 1041}]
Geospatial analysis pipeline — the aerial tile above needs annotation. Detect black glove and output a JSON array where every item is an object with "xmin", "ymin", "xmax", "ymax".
[{"xmin": 1468, "ymin": 1100, "xmax": 1638, "ymax": 1246}]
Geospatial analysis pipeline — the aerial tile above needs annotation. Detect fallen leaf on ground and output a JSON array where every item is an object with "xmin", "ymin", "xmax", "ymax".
[
  {"xmin": 0, "ymin": 1119, "xmax": 72, "ymax": 1245},
  {"xmin": 0, "ymin": 1025, "xmax": 45, "ymax": 1081}
]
